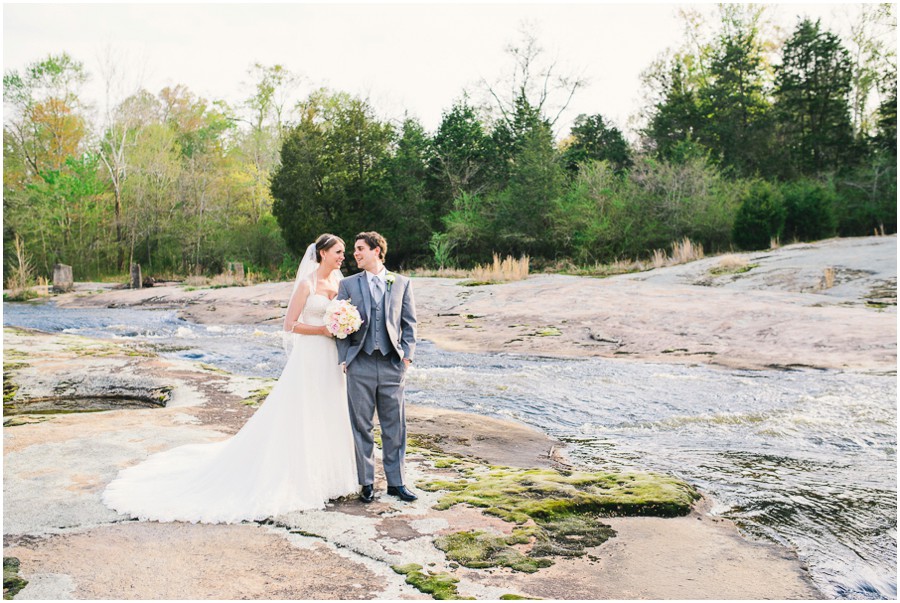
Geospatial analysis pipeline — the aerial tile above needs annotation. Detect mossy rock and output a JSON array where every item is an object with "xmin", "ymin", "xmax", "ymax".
[
  {"xmin": 435, "ymin": 529, "xmax": 553, "ymax": 573},
  {"xmin": 64, "ymin": 341, "xmax": 155, "ymax": 357},
  {"xmin": 419, "ymin": 466, "xmax": 699, "ymax": 524},
  {"xmin": 242, "ymin": 385, "xmax": 272, "ymax": 407},
  {"xmin": 533, "ymin": 327, "xmax": 561, "ymax": 337},
  {"xmin": 3, "ymin": 416, "xmax": 49, "ymax": 428},
  {"xmin": 3, "ymin": 363, "xmax": 27, "ymax": 404},
  {"xmin": 391, "ymin": 563, "xmax": 472, "ymax": 600},
  {"xmin": 3, "ymin": 557, "xmax": 28, "ymax": 600},
  {"xmin": 531, "ymin": 513, "xmax": 617, "ymax": 557},
  {"xmin": 709, "ymin": 263, "xmax": 758, "ymax": 276}
]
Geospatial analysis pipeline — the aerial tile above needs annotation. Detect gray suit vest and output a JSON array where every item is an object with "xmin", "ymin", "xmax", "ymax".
[{"xmin": 363, "ymin": 293, "xmax": 392, "ymax": 356}]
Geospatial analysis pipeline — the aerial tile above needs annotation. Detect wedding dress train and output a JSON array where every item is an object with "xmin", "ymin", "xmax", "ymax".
[{"xmin": 102, "ymin": 292, "xmax": 358, "ymax": 524}]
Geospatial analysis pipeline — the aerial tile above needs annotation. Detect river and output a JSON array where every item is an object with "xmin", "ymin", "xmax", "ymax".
[{"xmin": 3, "ymin": 301, "xmax": 896, "ymax": 600}]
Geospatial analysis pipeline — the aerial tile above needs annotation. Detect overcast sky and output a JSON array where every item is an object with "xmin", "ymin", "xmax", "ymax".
[{"xmin": 2, "ymin": 3, "xmax": 877, "ymax": 138}]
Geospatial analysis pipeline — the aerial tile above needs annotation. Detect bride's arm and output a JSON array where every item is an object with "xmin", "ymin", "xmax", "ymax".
[{"xmin": 283, "ymin": 282, "xmax": 330, "ymax": 337}]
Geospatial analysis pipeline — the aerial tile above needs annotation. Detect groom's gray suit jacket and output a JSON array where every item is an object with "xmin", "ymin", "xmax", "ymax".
[{"xmin": 336, "ymin": 272, "xmax": 417, "ymax": 366}]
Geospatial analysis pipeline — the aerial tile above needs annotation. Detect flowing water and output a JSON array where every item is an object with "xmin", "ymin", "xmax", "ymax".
[{"xmin": 4, "ymin": 302, "xmax": 896, "ymax": 599}]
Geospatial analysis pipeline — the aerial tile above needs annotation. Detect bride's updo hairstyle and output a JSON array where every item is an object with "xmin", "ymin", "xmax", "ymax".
[{"xmin": 315, "ymin": 233, "xmax": 345, "ymax": 262}]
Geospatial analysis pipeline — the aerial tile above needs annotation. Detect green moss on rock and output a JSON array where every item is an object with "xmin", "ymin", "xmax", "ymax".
[
  {"xmin": 391, "ymin": 563, "xmax": 472, "ymax": 600},
  {"xmin": 3, "ymin": 557, "xmax": 28, "ymax": 599},
  {"xmin": 435, "ymin": 529, "xmax": 553, "ymax": 573},
  {"xmin": 419, "ymin": 466, "xmax": 699, "ymax": 524},
  {"xmin": 412, "ymin": 435, "xmax": 697, "ymax": 578},
  {"xmin": 242, "ymin": 386, "xmax": 272, "ymax": 407},
  {"xmin": 531, "ymin": 513, "xmax": 616, "ymax": 557},
  {"xmin": 3, "ymin": 363, "xmax": 26, "ymax": 404}
]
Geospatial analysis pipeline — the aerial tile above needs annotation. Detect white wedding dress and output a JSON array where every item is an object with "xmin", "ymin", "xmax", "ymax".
[{"xmin": 102, "ymin": 290, "xmax": 358, "ymax": 524}]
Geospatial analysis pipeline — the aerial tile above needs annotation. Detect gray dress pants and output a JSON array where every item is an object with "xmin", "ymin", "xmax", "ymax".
[{"xmin": 345, "ymin": 351, "xmax": 407, "ymax": 486}]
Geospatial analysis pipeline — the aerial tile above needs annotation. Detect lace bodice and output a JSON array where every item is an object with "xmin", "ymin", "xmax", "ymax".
[{"xmin": 301, "ymin": 293, "xmax": 333, "ymax": 326}]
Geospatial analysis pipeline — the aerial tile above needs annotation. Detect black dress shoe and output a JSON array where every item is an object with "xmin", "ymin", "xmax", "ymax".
[
  {"xmin": 359, "ymin": 484, "xmax": 375, "ymax": 503},
  {"xmin": 386, "ymin": 485, "xmax": 418, "ymax": 502}
]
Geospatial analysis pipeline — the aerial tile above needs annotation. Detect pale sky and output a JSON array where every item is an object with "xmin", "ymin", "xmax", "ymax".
[{"xmin": 2, "ymin": 2, "xmax": 876, "ymax": 139}]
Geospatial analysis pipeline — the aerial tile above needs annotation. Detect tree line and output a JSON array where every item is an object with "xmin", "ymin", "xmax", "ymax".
[{"xmin": 3, "ymin": 6, "xmax": 896, "ymax": 283}]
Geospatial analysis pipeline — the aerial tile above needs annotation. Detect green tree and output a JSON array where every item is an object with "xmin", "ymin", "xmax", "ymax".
[
  {"xmin": 696, "ymin": 5, "xmax": 774, "ymax": 176},
  {"xmin": 122, "ymin": 122, "xmax": 182, "ymax": 271},
  {"xmin": 494, "ymin": 120, "xmax": 567, "ymax": 258},
  {"xmin": 873, "ymin": 68, "xmax": 897, "ymax": 155},
  {"xmin": 382, "ymin": 117, "xmax": 434, "ymax": 267},
  {"xmin": 3, "ymin": 53, "xmax": 90, "ymax": 176},
  {"xmin": 271, "ymin": 90, "xmax": 394, "ymax": 258},
  {"xmin": 643, "ymin": 61, "xmax": 704, "ymax": 161},
  {"xmin": 429, "ymin": 98, "xmax": 496, "ymax": 216},
  {"xmin": 773, "ymin": 19, "xmax": 855, "ymax": 178},
  {"xmin": 561, "ymin": 113, "xmax": 632, "ymax": 175},
  {"xmin": 4, "ymin": 53, "xmax": 92, "ymax": 274}
]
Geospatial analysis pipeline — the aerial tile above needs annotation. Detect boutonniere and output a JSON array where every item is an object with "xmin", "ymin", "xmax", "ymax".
[{"xmin": 385, "ymin": 273, "xmax": 396, "ymax": 291}]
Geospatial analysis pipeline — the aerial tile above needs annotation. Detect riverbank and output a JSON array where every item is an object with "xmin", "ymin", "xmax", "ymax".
[
  {"xmin": 54, "ymin": 235, "xmax": 897, "ymax": 371},
  {"xmin": 2, "ymin": 327, "xmax": 820, "ymax": 599}
]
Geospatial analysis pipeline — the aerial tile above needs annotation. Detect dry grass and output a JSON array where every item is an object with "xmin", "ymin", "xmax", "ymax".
[
  {"xmin": 650, "ymin": 237, "xmax": 705, "ymax": 270},
  {"xmin": 469, "ymin": 254, "xmax": 530, "ymax": 284},
  {"xmin": 716, "ymin": 255, "xmax": 749, "ymax": 270},
  {"xmin": 821, "ymin": 266, "xmax": 836, "ymax": 290},
  {"xmin": 708, "ymin": 254, "xmax": 757, "ymax": 276},
  {"xmin": 5, "ymin": 235, "xmax": 33, "ymax": 292},
  {"xmin": 35, "ymin": 276, "xmax": 50, "ymax": 296},
  {"xmin": 673, "ymin": 237, "xmax": 704, "ymax": 263},
  {"xmin": 770, "ymin": 236, "xmax": 781, "ymax": 249},
  {"xmin": 411, "ymin": 255, "xmax": 530, "ymax": 283},
  {"xmin": 3, "ymin": 236, "xmax": 50, "ymax": 301},
  {"xmin": 651, "ymin": 249, "xmax": 668, "ymax": 270},
  {"xmin": 408, "ymin": 267, "xmax": 471, "ymax": 279}
]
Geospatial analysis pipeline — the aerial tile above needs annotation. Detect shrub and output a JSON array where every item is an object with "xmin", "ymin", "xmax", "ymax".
[
  {"xmin": 780, "ymin": 179, "xmax": 838, "ymax": 242},
  {"xmin": 733, "ymin": 181, "xmax": 786, "ymax": 250}
]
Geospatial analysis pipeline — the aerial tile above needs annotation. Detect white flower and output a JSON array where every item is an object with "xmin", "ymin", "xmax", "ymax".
[{"xmin": 385, "ymin": 272, "xmax": 396, "ymax": 290}]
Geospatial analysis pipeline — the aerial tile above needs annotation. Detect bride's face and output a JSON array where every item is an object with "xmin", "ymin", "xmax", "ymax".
[{"xmin": 321, "ymin": 243, "xmax": 345, "ymax": 271}]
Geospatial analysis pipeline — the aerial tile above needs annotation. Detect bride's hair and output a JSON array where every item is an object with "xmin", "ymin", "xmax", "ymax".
[{"xmin": 314, "ymin": 233, "xmax": 345, "ymax": 262}]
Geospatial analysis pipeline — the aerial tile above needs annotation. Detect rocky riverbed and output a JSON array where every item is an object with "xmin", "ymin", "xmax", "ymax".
[
  {"xmin": 3, "ymin": 328, "xmax": 819, "ymax": 599},
  {"xmin": 4, "ymin": 235, "xmax": 895, "ymax": 599}
]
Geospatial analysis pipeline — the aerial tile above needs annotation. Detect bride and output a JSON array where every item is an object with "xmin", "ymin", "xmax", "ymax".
[{"xmin": 102, "ymin": 234, "xmax": 359, "ymax": 523}]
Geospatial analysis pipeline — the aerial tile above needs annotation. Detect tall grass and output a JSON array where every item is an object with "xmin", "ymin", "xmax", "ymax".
[
  {"xmin": 821, "ymin": 267, "xmax": 836, "ymax": 290},
  {"xmin": 469, "ymin": 254, "xmax": 530, "ymax": 283},
  {"xmin": 650, "ymin": 237, "xmax": 705, "ymax": 269}
]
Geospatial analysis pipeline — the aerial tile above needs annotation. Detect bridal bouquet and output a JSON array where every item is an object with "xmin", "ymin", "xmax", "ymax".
[{"xmin": 324, "ymin": 299, "xmax": 363, "ymax": 339}]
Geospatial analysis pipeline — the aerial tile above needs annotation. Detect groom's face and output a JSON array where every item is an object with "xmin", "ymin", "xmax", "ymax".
[{"xmin": 354, "ymin": 239, "xmax": 381, "ymax": 272}]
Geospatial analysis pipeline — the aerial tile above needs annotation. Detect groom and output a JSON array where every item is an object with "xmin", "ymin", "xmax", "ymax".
[{"xmin": 336, "ymin": 231, "xmax": 418, "ymax": 503}]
